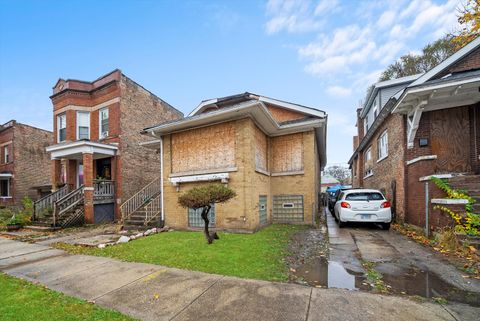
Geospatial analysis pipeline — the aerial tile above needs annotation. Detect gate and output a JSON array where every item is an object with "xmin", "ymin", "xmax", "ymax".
[
  {"xmin": 259, "ymin": 195, "xmax": 267, "ymax": 225},
  {"xmin": 272, "ymin": 195, "xmax": 304, "ymax": 223},
  {"xmin": 188, "ymin": 205, "xmax": 215, "ymax": 227}
]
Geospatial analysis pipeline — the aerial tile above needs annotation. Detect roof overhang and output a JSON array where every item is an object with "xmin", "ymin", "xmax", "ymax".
[
  {"xmin": 46, "ymin": 140, "xmax": 118, "ymax": 160},
  {"xmin": 144, "ymin": 100, "xmax": 328, "ymax": 169},
  {"xmin": 392, "ymin": 76, "xmax": 480, "ymax": 148},
  {"xmin": 189, "ymin": 93, "xmax": 326, "ymax": 118}
]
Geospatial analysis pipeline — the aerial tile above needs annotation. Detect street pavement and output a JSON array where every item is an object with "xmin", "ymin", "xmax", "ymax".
[{"xmin": 0, "ymin": 235, "xmax": 475, "ymax": 321}]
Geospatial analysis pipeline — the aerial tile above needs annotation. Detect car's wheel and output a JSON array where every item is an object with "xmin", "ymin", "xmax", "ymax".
[
  {"xmin": 381, "ymin": 223, "xmax": 391, "ymax": 230},
  {"xmin": 338, "ymin": 220, "xmax": 346, "ymax": 228}
]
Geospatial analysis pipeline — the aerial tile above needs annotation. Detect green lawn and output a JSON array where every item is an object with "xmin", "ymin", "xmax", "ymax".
[
  {"xmin": 0, "ymin": 273, "xmax": 135, "ymax": 321},
  {"xmin": 55, "ymin": 224, "xmax": 307, "ymax": 281}
]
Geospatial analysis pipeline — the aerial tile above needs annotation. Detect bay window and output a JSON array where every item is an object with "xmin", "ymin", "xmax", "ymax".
[
  {"xmin": 99, "ymin": 107, "xmax": 109, "ymax": 139},
  {"xmin": 57, "ymin": 113, "xmax": 66, "ymax": 142}
]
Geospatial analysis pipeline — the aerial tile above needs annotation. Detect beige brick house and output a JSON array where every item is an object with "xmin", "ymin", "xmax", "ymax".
[
  {"xmin": 0, "ymin": 120, "xmax": 52, "ymax": 207},
  {"xmin": 142, "ymin": 93, "xmax": 327, "ymax": 232},
  {"xmin": 33, "ymin": 69, "xmax": 182, "ymax": 227}
]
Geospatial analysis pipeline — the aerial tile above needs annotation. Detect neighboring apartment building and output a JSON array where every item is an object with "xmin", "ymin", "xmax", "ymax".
[
  {"xmin": 349, "ymin": 74, "xmax": 420, "ymax": 221},
  {"xmin": 350, "ymin": 37, "xmax": 480, "ymax": 230},
  {"xmin": 33, "ymin": 69, "xmax": 183, "ymax": 226},
  {"xmin": 141, "ymin": 92, "xmax": 327, "ymax": 232},
  {"xmin": 0, "ymin": 120, "xmax": 52, "ymax": 207}
]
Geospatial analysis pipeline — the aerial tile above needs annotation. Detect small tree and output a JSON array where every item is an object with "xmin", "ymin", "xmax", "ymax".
[{"xmin": 178, "ymin": 184, "xmax": 236, "ymax": 244}]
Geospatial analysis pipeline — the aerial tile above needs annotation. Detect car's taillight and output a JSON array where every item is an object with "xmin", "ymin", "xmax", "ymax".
[
  {"xmin": 381, "ymin": 201, "xmax": 391, "ymax": 208},
  {"xmin": 340, "ymin": 202, "xmax": 351, "ymax": 208}
]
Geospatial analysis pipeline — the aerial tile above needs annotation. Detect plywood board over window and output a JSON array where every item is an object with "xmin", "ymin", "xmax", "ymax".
[
  {"xmin": 171, "ymin": 122, "xmax": 236, "ymax": 173},
  {"xmin": 254, "ymin": 126, "xmax": 268, "ymax": 171},
  {"xmin": 272, "ymin": 133, "xmax": 303, "ymax": 173}
]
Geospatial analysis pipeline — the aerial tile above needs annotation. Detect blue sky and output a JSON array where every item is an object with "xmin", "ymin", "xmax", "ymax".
[{"xmin": 0, "ymin": 0, "xmax": 461, "ymax": 166}]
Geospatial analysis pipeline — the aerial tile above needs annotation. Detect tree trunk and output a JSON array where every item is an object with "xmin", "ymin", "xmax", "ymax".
[{"xmin": 201, "ymin": 205, "xmax": 217, "ymax": 244}]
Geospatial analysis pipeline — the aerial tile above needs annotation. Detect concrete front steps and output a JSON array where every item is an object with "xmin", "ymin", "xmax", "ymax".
[{"xmin": 123, "ymin": 210, "xmax": 163, "ymax": 231}]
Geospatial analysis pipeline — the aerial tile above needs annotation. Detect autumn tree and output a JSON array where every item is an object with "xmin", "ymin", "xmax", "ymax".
[
  {"xmin": 324, "ymin": 165, "xmax": 351, "ymax": 185},
  {"xmin": 380, "ymin": 36, "xmax": 457, "ymax": 81},
  {"xmin": 454, "ymin": 0, "xmax": 480, "ymax": 49},
  {"xmin": 178, "ymin": 184, "xmax": 236, "ymax": 244}
]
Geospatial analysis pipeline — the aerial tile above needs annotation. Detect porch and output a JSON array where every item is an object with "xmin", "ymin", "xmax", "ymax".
[{"xmin": 41, "ymin": 140, "xmax": 119, "ymax": 226}]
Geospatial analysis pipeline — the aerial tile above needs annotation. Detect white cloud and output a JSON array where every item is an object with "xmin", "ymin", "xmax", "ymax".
[
  {"xmin": 377, "ymin": 10, "xmax": 395, "ymax": 29},
  {"xmin": 327, "ymin": 111, "xmax": 357, "ymax": 136},
  {"xmin": 268, "ymin": 0, "xmax": 461, "ymax": 83},
  {"xmin": 314, "ymin": 0, "xmax": 339, "ymax": 16},
  {"xmin": 265, "ymin": 0, "xmax": 338, "ymax": 34},
  {"xmin": 326, "ymin": 85, "xmax": 352, "ymax": 97}
]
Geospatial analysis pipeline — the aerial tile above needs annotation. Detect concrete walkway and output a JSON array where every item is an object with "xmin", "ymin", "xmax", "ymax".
[{"xmin": 0, "ymin": 237, "xmax": 474, "ymax": 321}]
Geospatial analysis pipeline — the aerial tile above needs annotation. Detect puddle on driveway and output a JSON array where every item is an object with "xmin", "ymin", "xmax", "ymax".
[
  {"xmin": 378, "ymin": 264, "xmax": 480, "ymax": 307},
  {"xmin": 292, "ymin": 257, "xmax": 368, "ymax": 291},
  {"xmin": 292, "ymin": 259, "xmax": 480, "ymax": 307}
]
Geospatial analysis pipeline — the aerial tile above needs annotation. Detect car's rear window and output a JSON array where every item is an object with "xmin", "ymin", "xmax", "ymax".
[{"xmin": 345, "ymin": 192, "xmax": 384, "ymax": 201}]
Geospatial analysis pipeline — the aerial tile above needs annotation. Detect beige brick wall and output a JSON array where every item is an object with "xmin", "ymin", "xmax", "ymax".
[
  {"xmin": 162, "ymin": 118, "xmax": 319, "ymax": 232},
  {"xmin": 119, "ymin": 76, "xmax": 183, "ymax": 202},
  {"xmin": 13, "ymin": 124, "xmax": 52, "ymax": 203}
]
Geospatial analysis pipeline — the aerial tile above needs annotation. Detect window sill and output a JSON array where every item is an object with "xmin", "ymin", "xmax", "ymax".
[
  {"xmin": 271, "ymin": 170, "xmax": 304, "ymax": 177},
  {"xmin": 255, "ymin": 168, "xmax": 270, "ymax": 176},
  {"xmin": 363, "ymin": 173, "xmax": 374, "ymax": 179},
  {"xmin": 376, "ymin": 155, "xmax": 388, "ymax": 163},
  {"xmin": 0, "ymin": 196, "xmax": 13, "ymax": 199},
  {"xmin": 170, "ymin": 167, "xmax": 237, "ymax": 178}
]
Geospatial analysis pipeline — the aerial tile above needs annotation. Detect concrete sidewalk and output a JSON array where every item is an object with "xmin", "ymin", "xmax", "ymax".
[{"xmin": 0, "ymin": 237, "xmax": 472, "ymax": 321}]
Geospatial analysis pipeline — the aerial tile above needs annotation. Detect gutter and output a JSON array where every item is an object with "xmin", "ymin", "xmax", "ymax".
[{"xmin": 150, "ymin": 132, "xmax": 165, "ymax": 222}]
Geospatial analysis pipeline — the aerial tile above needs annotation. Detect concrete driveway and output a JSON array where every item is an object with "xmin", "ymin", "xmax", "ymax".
[
  {"xmin": 325, "ymin": 209, "xmax": 480, "ymax": 320},
  {"xmin": 0, "ymin": 235, "xmax": 476, "ymax": 321}
]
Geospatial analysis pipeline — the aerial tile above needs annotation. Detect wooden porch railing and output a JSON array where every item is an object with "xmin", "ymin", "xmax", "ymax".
[
  {"xmin": 33, "ymin": 185, "xmax": 69, "ymax": 220},
  {"xmin": 94, "ymin": 180, "xmax": 115, "ymax": 202},
  {"xmin": 144, "ymin": 193, "xmax": 162, "ymax": 225},
  {"xmin": 120, "ymin": 177, "xmax": 161, "ymax": 221},
  {"xmin": 53, "ymin": 185, "xmax": 84, "ymax": 227}
]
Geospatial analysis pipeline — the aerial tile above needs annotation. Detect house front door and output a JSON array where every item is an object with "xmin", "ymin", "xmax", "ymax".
[{"xmin": 77, "ymin": 161, "xmax": 84, "ymax": 188}]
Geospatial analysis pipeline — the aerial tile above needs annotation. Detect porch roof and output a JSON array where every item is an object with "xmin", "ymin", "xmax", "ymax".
[{"xmin": 46, "ymin": 140, "xmax": 117, "ymax": 160}]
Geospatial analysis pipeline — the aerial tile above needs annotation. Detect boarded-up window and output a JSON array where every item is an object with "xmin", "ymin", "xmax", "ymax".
[
  {"xmin": 272, "ymin": 133, "xmax": 303, "ymax": 173},
  {"xmin": 171, "ymin": 122, "xmax": 236, "ymax": 173},
  {"xmin": 254, "ymin": 126, "xmax": 268, "ymax": 171}
]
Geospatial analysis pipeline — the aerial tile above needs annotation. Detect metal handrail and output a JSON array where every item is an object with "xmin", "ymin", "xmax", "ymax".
[
  {"xmin": 120, "ymin": 177, "xmax": 161, "ymax": 220},
  {"xmin": 144, "ymin": 193, "xmax": 162, "ymax": 225},
  {"xmin": 33, "ymin": 185, "xmax": 69, "ymax": 220}
]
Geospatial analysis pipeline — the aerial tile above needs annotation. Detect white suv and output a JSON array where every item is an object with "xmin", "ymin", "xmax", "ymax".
[{"xmin": 333, "ymin": 189, "xmax": 392, "ymax": 230}]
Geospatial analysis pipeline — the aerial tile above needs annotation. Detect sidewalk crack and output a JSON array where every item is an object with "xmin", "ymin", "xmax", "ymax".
[
  {"xmin": 304, "ymin": 288, "xmax": 313, "ymax": 321},
  {"xmin": 169, "ymin": 275, "xmax": 225, "ymax": 321}
]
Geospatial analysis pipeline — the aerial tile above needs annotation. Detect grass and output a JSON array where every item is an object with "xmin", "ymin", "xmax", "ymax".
[
  {"xmin": 55, "ymin": 224, "xmax": 307, "ymax": 282},
  {"xmin": 0, "ymin": 273, "xmax": 135, "ymax": 321}
]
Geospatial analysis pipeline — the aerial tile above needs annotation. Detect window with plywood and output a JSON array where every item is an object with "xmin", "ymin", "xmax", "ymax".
[
  {"xmin": 271, "ymin": 133, "xmax": 304, "ymax": 173},
  {"xmin": 171, "ymin": 122, "xmax": 236, "ymax": 174}
]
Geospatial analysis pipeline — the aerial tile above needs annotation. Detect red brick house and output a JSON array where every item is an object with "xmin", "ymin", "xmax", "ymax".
[
  {"xmin": 349, "ymin": 37, "xmax": 480, "ymax": 230},
  {"xmin": 33, "ymin": 69, "xmax": 182, "ymax": 227},
  {"xmin": 0, "ymin": 120, "xmax": 52, "ymax": 207}
]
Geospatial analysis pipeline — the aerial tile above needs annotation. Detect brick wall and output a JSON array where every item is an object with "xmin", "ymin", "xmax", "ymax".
[
  {"xmin": 119, "ymin": 75, "xmax": 183, "ymax": 202},
  {"xmin": 162, "ymin": 118, "xmax": 319, "ymax": 232},
  {"xmin": 444, "ymin": 48, "xmax": 480, "ymax": 75},
  {"xmin": 12, "ymin": 124, "xmax": 52, "ymax": 203},
  {"xmin": 361, "ymin": 113, "xmax": 406, "ymax": 221}
]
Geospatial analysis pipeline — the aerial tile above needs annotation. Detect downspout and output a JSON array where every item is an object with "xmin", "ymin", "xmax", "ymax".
[{"xmin": 150, "ymin": 131, "xmax": 165, "ymax": 222}]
